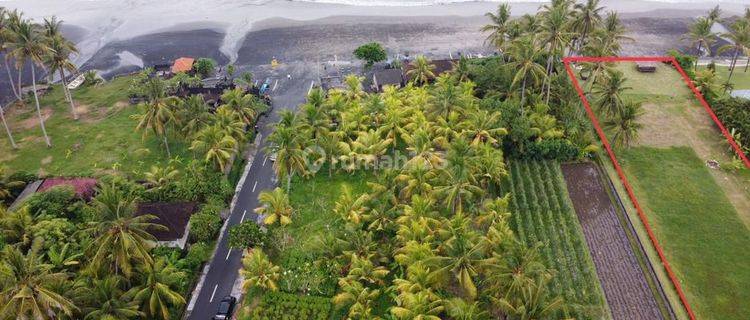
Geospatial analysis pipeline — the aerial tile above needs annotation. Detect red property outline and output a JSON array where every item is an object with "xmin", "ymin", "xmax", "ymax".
[{"xmin": 563, "ymin": 56, "xmax": 750, "ymax": 320}]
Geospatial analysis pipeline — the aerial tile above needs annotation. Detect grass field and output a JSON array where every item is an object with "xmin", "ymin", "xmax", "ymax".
[
  {"xmin": 507, "ymin": 160, "xmax": 609, "ymax": 320},
  {"xmin": 0, "ymin": 76, "xmax": 188, "ymax": 177},
  {"xmin": 619, "ymin": 146, "xmax": 750, "ymax": 320},
  {"xmin": 697, "ymin": 64, "xmax": 750, "ymax": 90}
]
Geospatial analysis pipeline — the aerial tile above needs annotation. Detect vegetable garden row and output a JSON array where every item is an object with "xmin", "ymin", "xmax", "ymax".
[{"xmin": 507, "ymin": 160, "xmax": 609, "ymax": 319}]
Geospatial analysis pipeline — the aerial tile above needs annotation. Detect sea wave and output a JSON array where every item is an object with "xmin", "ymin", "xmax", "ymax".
[{"xmin": 261, "ymin": 0, "xmax": 742, "ymax": 6}]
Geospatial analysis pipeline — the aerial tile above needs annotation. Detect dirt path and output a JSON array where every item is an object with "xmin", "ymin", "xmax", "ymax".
[
  {"xmin": 636, "ymin": 101, "xmax": 750, "ymax": 228},
  {"xmin": 561, "ymin": 162, "xmax": 667, "ymax": 320}
]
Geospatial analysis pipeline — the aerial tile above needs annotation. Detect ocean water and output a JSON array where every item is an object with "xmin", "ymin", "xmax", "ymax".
[{"xmin": 267, "ymin": 0, "xmax": 739, "ymax": 5}]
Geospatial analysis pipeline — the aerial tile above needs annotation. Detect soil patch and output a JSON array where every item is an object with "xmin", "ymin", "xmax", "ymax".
[
  {"xmin": 18, "ymin": 108, "xmax": 53, "ymax": 129},
  {"xmin": 561, "ymin": 162, "xmax": 667, "ymax": 320}
]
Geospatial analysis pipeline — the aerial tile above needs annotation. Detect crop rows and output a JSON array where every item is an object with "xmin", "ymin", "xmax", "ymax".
[{"xmin": 508, "ymin": 160, "xmax": 608, "ymax": 319}]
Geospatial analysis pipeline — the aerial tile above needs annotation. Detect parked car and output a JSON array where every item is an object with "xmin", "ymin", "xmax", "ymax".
[{"xmin": 212, "ymin": 296, "xmax": 237, "ymax": 320}]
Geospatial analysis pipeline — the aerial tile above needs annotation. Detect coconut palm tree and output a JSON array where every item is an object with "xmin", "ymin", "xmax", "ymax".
[
  {"xmin": 133, "ymin": 77, "xmax": 178, "ymax": 157},
  {"xmin": 446, "ymin": 298, "xmax": 489, "ymax": 320},
  {"xmin": 407, "ymin": 55, "xmax": 435, "ymax": 86},
  {"xmin": 507, "ymin": 36, "xmax": 547, "ymax": 103},
  {"xmin": 604, "ymin": 101, "xmax": 644, "ymax": 149},
  {"xmin": 693, "ymin": 68, "xmax": 721, "ymax": 98},
  {"xmin": 426, "ymin": 213, "xmax": 484, "ymax": 300},
  {"xmin": 332, "ymin": 279, "xmax": 380, "ymax": 319},
  {"xmin": 682, "ymin": 17, "xmax": 718, "ymax": 69},
  {"xmin": 5, "ymin": 18, "xmax": 52, "ymax": 146},
  {"xmin": 190, "ymin": 124, "xmax": 238, "ymax": 173},
  {"xmin": 343, "ymin": 74, "xmax": 365, "ymax": 102},
  {"xmin": 390, "ymin": 290, "xmax": 444, "ymax": 320},
  {"xmin": 254, "ymin": 187, "xmax": 293, "ymax": 226},
  {"xmin": 598, "ymin": 12, "xmax": 633, "ymax": 55},
  {"xmin": 591, "ymin": 69, "xmax": 631, "ymax": 117},
  {"xmin": 572, "ymin": 0, "xmax": 604, "ymax": 51},
  {"xmin": 1, "ymin": 8, "xmax": 22, "ymax": 101},
  {"xmin": 493, "ymin": 274, "xmax": 564, "ymax": 320},
  {"xmin": 126, "ymin": 258, "xmax": 186, "ymax": 320},
  {"xmin": 539, "ymin": 5, "xmax": 573, "ymax": 104},
  {"xmin": 0, "ymin": 245, "xmax": 78, "ymax": 319},
  {"xmin": 85, "ymin": 183, "xmax": 165, "ymax": 278},
  {"xmin": 240, "ymin": 249, "xmax": 281, "ymax": 293},
  {"xmin": 212, "ymin": 106, "xmax": 246, "ymax": 142},
  {"xmin": 718, "ymin": 21, "xmax": 750, "ymax": 91},
  {"xmin": 0, "ymin": 101, "xmax": 16, "ymax": 150},
  {"xmin": 81, "ymin": 276, "xmax": 143, "ymax": 320},
  {"xmin": 707, "ymin": 5, "xmax": 722, "ymax": 23},
  {"xmin": 481, "ymin": 3, "xmax": 512, "ymax": 51},
  {"xmin": 266, "ymin": 125, "xmax": 308, "ymax": 193},
  {"xmin": 435, "ymin": 139, "xmax": 483, "ymax": 215},
  {"xmin": 0, "ymin": 166, "xmax": 23, "ymax": 202},
  {"xmin": 43, "ymin": 17, "xmax": 79, "ymax": 120},
  {"xmin": 220, "ymin": 87, "xmax": 262, "ymax": 125},
  {"xmin": 143, "ymin": 164, "xmax": 179, "ymax": 189},
  {"xmin": 177, "ymin": 94, "xmax": 212, "ymax": 138}
]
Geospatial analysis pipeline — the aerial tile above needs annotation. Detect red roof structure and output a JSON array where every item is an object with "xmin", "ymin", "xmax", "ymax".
[
  {"xmin": 171, "ymin": 57, "xmax": 195, "ymax": 74},
  {"xmin": 38, "ymin": 178, "xmax": 98, "ymax": 200}
]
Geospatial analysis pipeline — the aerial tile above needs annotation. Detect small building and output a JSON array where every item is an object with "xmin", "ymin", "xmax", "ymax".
[
  {"xmin": 636, "ymin": 62, "xmax": 657, "ymax": 73},
  {"xmin": 403, "ymin": 58, "xmax": 458, "ymax": 83},
  {"xmin": 136, "ymin": 202, "xmax": 200, "ymax": 249},
  {"xmin": 373, "ymin": 69, "xmax": 404, "ymax": 92},
  {"xmin": 171, "ymin": 57, "xmax": 195, "ymax": 74}
]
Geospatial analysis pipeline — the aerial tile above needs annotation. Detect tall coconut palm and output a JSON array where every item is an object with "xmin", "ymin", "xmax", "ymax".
[
  {"xmin": 266, "ymin": 125, "xmax": 308, "ymax": 193},
  {"xmin": 599, "ymin": 12, "xmax": 633, "ymax": 56},
  {"xmin": 707, "ymin": 5, "xmax": 721, "ymax": 23},
  {"xmin": 240, "ymin": 249, "xmax": 281, "ymax": 293},
  {"xmin": 507, "ymin": 36, "xmax": 547, "ymax": 104},
  {"xmin": 126, "ymin": 258, "xmax": 186, "ymax": 320},
  {"xmin": 343, "ymin": 74, "xmax": 365, "ymax": 102},
  {"xmin": 604, "ymin": 101, "xmax": 644, "ymax": 149},
  {"xmin": 718, "ymin": 21, "xmax": 750, "ymax": 91},
  {"xmin": 0, "ymin": 166, "xmax": 23, "ymax": 203},
  {"xmin": 220, "ymin": 87, "xmax": 262, "ymax": 125},
  {"xmin": 43, "ymin": 17, "xmax": 79, "ymax": 120},
  {"xmin": 591, "ymin": 69, "xmax": 631, "ymax": 117},
  {"xmin": 682, "ymin": 17, "xmax": 718, "ymax": 69},
  {"xmin": 85, "ymin": 183, "xmax": 165, "ymax": 278},
  {"xmin": 426, "ymin": 213, "xmax": 484, "ymax": 300},
  {"xmin": 481, "ymin": 3, "xmax": 512, "ymax": 51},
  {"xmin": 133, "ymin": 77, "xmax": 178, "ymax": 157},
  {"xmin": 407, "ymin": 55, "xmax": 435, "ymax": 86},
  {"xmin": 572, "ymin": 0, "xmax": 604, "ymax": 51},
  {"xmin": 0, "ymin": 245, "xmax": 78, "ymax": 319},
  {"xmin": 539, "ymin": 5, "xmax": 573, "ymax": 104},
  {"xmin": 177, "ymin": 94, "xmax": 212, "ymax": 138},
  {"xmin": 693, "ymin": 68, "xmax": 721, "ymax": 99},
  {"xmin": 0, "ymin": 104, "xmax": 16, "ymax": 151},
  {"xmin": 5, "ymin": 19, "xmax": 52, "ymax": 147},
  {"xmin": 1, "ymin": 8, "xmax": 22, "ymax": 101},
  {"xmin": 190, "ymin": 124, "xmax": 238, "ymax": 173},
  {"xmin": 390, "ymin": 290, "xmax": 444, "ymax": 320},
  {"xmin": 446, "ymin": 298, "xmax": 489, "ymax": 320},
  {"xmin": 254, "ymin": 187, "xmax": 294, "ymax": 226}
]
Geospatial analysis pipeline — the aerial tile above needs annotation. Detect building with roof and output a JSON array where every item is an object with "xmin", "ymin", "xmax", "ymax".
[
  {"xmin": 172, "ymin": 57, "xmax": 195, "ymax": 74},
  {"xmin": 404, "ymin": 58, "xmax": 458, "ymax": 82},
  {"xmin": 136, "ymin": 202, "xmax": 200, "ymax": 249},
  {"xmin": 372, "ymin": 69, "xmax": 404, "ymax": 92}
]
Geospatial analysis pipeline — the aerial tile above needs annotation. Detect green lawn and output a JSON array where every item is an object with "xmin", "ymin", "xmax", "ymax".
[
  {"xmin": 615, "ymin": 62, "xmax": 694, "ymax": 104},
  {"xmin": 507, "ymin": 160, "xmax": 609, "ymax": 320},
  {"xmin": 698, "ymin": 64, "xmax": 750, "ymax": 90},
  {"xmin": 0, "ymin": 76, "xmax": 188, "ymax": 177},
  {"xmin": 619, "ymin": 146, "xmax": 750, "ymax": 320}
]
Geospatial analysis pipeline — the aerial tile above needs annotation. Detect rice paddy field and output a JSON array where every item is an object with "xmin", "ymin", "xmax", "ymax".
[{"xmin": 507, "ymin": 159, "xmax": 610, "ymax": 320}]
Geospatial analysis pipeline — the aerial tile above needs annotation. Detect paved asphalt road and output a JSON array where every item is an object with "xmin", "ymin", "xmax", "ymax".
[{"xmin": 186, "ymin": 64, "xmax": 316, "ymax": 320}]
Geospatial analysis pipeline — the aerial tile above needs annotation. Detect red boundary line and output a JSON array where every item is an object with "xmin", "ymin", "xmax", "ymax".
[{"xmin": 562, "ymin": 55, "xmax": 750, "ymax": 320}]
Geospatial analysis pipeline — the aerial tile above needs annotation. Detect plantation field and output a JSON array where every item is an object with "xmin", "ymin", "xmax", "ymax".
[
  {"xmin": 0, "ymin": 76, "xmax": 188, "ymax": 177},
  {"xmin": 507, "ymin": 160, "xmax": 609, "ymax": 319},
  {"xmin": 618, "ymin": 147, "xmax": 750, "ymax": 320}
]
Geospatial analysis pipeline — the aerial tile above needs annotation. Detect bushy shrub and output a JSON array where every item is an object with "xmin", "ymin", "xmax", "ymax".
[
  {"xmin": 179, "ymin": 242, "xmax": 213, "ymax": 271},
  {"xmin": 30, "ymin": 218, "xmax": 76, "ymax": 249},
  {"xmin": 26, "ymin": 186, "xmax": 79, "ymax": 219},
  {"xmin": 278, "ymin": 250, "xmax": 339, "ymax": 296},
  {"xmin": 524, "ymin": 139, "xmax": 581, "ymax": 161},
  {"xmin": 189, "ymin": 213, "xmax": 222, "ymax": 243},
  {"xmin": 249, "ymin": 291, "xmax": 332, "ymax": 320},
  {"xmin": 711, "ymin": 96, "xmax": 750, "ymax": 154},
  {"xmin": 193, "ymin": 58, "xmax": 216, "ymax": 78},
  {"xmin": 353, "ymin": 42, "xmax": 387, "ymax": 69},
  {"xmin": 668, "ymin": 49, "xmax": 696, "ymax": 79},
  {"xmin": 228, "ymin": 221, "xmax": 267, "ymax": 249},
  {"xmin": 175, "ymin": 164, "xmax": 232, "ymax": 203}
]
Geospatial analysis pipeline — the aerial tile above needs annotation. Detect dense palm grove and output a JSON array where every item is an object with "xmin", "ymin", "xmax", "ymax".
[
  {"xmin": 236, "ymin": 1, "xmax": 635, "ymax": 319},
  {"xmin": 0, "ymin": 7, "xmax": 266, "ymax": 320}
]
